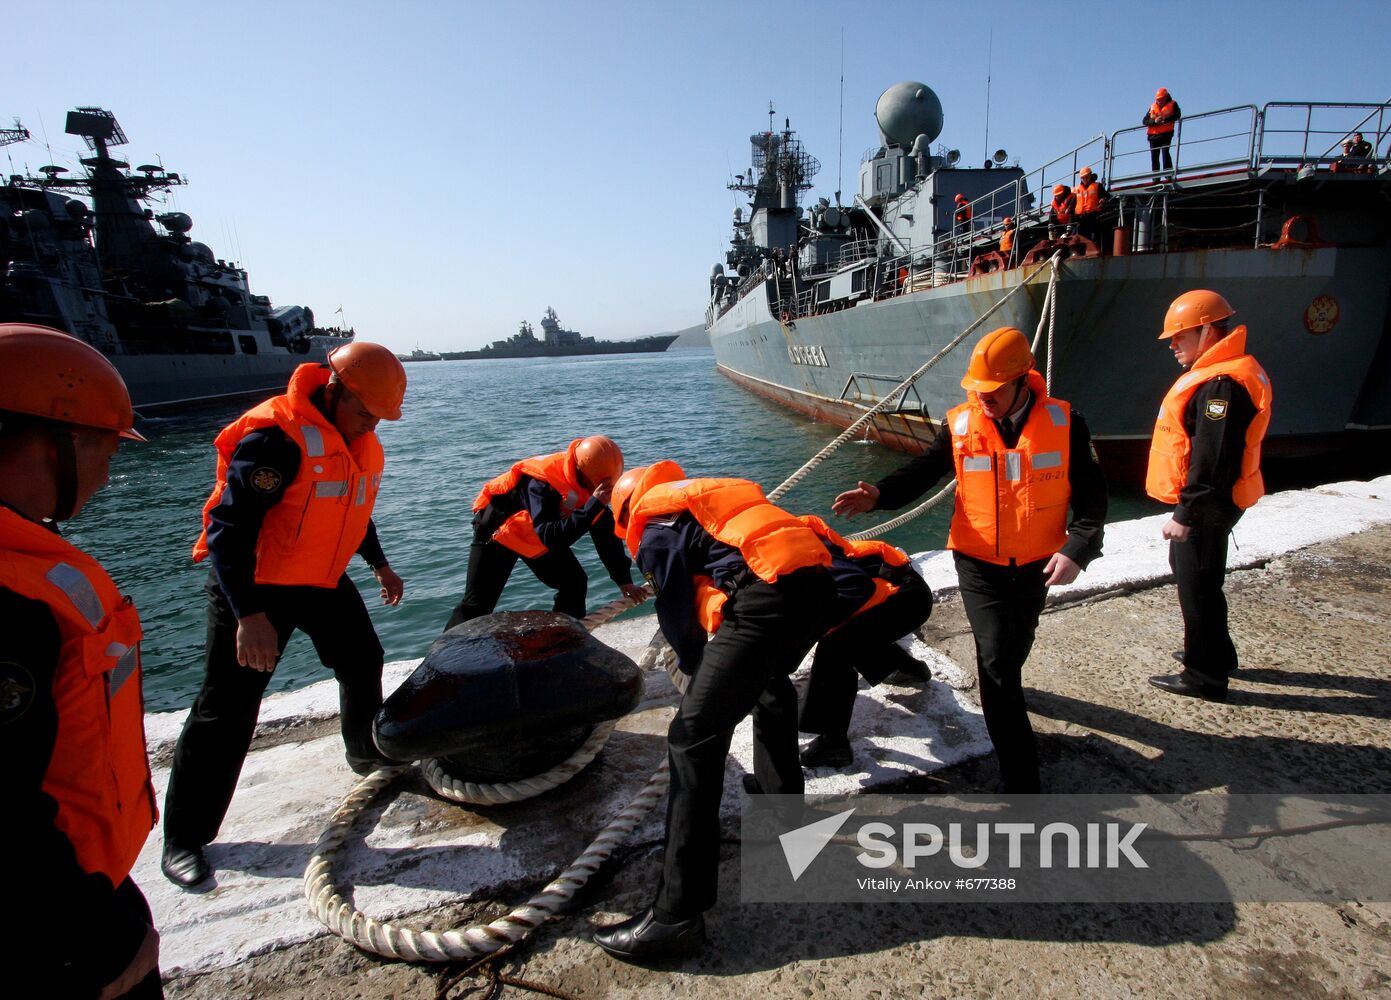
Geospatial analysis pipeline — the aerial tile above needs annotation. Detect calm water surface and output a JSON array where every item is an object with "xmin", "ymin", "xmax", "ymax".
[{"xmin": 67, "ymin": 349, "xmax": 1162, "ymax": 712}]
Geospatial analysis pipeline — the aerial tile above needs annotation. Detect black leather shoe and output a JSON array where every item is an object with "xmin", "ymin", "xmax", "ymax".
[
  {"xmin": 1172, "ymin": 650, "xmax": 1239, "ymax": 675},
  {"xmin": 1148, "ymin": 672, "xmax": 1227, "ymax": 704},
  {"xmin": 799, "ymin": 735, "xmax": 853, "ymax": 769},
  {"xmin": 593, "ymin": 908, "xmax": 706, "ymax": 961},
  {"xmin": 161, "ymin": 843, "xmax": 211, "ymax": 888}
]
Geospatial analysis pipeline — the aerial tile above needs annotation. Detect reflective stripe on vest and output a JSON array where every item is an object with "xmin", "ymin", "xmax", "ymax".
[
  {"xmin": 1145, "ymin": 326, "xmax": 1272, "ymax": 508},
  {"xmin": 302, "ymin": 423, "xmax": 326, "ymax": 458},
  {"xmin": 46, "ymin": 562, "xmax": 104, "ymax": 628},
  {"xmin": 946, "ymin": 372, "xmax": 1073, "ymax": 565}
]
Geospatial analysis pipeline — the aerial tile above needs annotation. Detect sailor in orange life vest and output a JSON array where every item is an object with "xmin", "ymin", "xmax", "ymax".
[
  {"xmin": 1146, "ymin": 290, "xmax": 1271, "ymax": 703},
  {"xmin": 0, "ymin": 325, "xmax": 161, "ymax": 997},
  {"xmin": 1048, "ymin": 183, "xmax": 1076, "ymax": 239},
  {"xmin": 832, "ymin": 327, "xmax": 1107, "ymax": 793},
  {"xmin": 443, "ymin": 436, "xmax": 646, "ymax": 628},
  {"xmin": 592, "ymin": 462, "xmax": 860, "ymax": 960},
  {"xmin": 1144, "ymin": 87, "xmax": 1181, "ymax": 173},
  {"xmin": 160, "ymin": 342, "xmax": 408, "ymax": 890},
  {"xmin": 794, "ymin": 515, "xmax": 934, "ymax": 769},
  {"xmin": 1073, "ymin": 166, "xmax": 1108, "ymax": 248}
]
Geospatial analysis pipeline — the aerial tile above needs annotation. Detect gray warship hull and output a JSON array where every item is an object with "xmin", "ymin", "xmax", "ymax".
[
  {"xmin": 109, "ymin": 347, "xmax": 326, "ymax": 412},
  {"xmin": 711, "ymin": 246, "xmax": 1391, "ymax": 475},
  {"xmin": 705, "ymin": 89, "xmax": 1391, "ymax": 479}
]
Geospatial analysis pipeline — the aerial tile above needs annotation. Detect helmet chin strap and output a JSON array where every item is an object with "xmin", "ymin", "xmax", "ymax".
[{"xmin": 50, "ymin": 426, "xmax": 78, "ymax": 522}]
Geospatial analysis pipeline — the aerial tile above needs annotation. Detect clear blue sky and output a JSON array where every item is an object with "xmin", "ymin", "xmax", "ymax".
[{"xmin": 7, "ymin": 0, "xmax": 1387, "ymax": 351}]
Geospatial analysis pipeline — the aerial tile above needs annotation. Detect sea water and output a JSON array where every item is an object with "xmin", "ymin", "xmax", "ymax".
[{"xmin": 67, "ymin": 349, "xmax": 1162, "ymax": 712}]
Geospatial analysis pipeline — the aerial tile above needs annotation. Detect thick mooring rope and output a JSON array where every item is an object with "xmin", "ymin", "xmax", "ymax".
[{"xmin": 305, "ymin": 589, "xmax": 670, "ymax": 962}]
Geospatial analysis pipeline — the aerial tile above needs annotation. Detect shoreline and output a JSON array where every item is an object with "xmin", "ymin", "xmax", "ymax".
[{"xmin": 142, "ymin": 475, "xmax": 1391, "ymax": 997}]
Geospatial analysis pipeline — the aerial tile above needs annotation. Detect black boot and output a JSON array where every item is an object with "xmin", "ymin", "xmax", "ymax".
[{"xmin": 161, "ymin": 842, "xmax": 212, "ymax": 888}]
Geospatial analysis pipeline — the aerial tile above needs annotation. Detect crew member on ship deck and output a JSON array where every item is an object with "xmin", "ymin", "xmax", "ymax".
[
  {"xmin": 832, "ymin": 327, "xmax": 1107, "ymax": 793},
  {"xmin": 161, "ymin": 342, "xmax": 408, "ymax": 890},
  {"xmin": 444, "ymin": 436, "xmax": 645, "ymax": 628},
  {"xmin": 0, "ymin": 324, "xmax": 161, "ymax": 997}
]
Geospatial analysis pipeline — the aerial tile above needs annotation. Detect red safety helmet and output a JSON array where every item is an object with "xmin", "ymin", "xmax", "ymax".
[
  {"xmin": 0, "ymin": 323, "xmax": 144, "ymax": 440},
  {"xmin": 1155, "ymin": 87, "xmax": 1170, "ymax": 102},
  {"xmin": 955, "ymin": 193, "xmax": 968, "ymax": 203},
  {"xmin": 327, "ymin": 342, "xmax": 407, "ymax": 420}
]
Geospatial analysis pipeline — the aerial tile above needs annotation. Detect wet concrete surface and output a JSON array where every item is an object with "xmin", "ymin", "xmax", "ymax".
[{"xmin": 164, "ymin": 524, "xmax": 1391, "ymax": 999}]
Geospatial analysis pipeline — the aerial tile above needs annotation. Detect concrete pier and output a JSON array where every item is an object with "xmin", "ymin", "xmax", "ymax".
[{"xmin": 151, "ymin": 478, "xmax": 1391, "ymax": 998}]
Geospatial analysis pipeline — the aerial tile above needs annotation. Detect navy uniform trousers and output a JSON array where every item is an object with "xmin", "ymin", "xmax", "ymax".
[
  {"xmin": 445, "ymin": 533, "xmax": 588, "ymax": 628},
  {"xmin": 164, "ymin": 572, "xmax": 384, "ymax": 851},
  {"xmin": 1172, "ymin": 504, "xmax": 1244, "ymax": 685},
  {"xmin": 954, "ymin": 552, "xmax": 1050, "ymax": 794},
  {"xmin": 654, "ymin": 567, "xmax": 838, "ymax": 920},
  {"xmin": 799, "ymin": 571, "xmax": 935, "ymax": 740}
]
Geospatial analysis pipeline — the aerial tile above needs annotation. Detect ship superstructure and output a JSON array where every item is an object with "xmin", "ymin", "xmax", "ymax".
[
  {"xmin": 707, "ymin": 83, "xmax": 1391, "ymax": 477},
  {"xmin": 0, "ymin": 107, "xmax": 346, "ymax": 411}
]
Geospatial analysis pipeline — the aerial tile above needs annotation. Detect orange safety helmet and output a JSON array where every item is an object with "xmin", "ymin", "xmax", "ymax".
[
  {"xmin": 1155, "ymin": 87, "xmax": 1170, "ymax": 101},
  {"xmin": 960, "ymin": 326, "xmax": 1035, "ymax": 392},
  {"xmin": 327, "ymin": 341, "xmax": 407, "ymax": 420},
  {"xmin": 955, "ymin": 193, "xmax": 968, "ymax": 203},
  {"xmin": 1159, "ymin": 290, "xmax": 1235, "ymax": 340},
  {"xmin": 609, "ymin": 459, "xmax": 686, "ymax": 537},
  {"xmin": 0, "ymin": 323, "xmax": 145, "ymax": 441},
  {"xmin": 1052, "ymin": 184, "xmax": 1068, "ymax": 197},
  {"xmin": 1002, "ymin": 216, "xmax": 1015, "ymax": 227},
  {"xmin": 574, "ymin": 434, "xmax": 624, "ymax": 488},
  {"xmin": 1080, "ymin": 166, "xmax": 1095, "ymax": 179}
]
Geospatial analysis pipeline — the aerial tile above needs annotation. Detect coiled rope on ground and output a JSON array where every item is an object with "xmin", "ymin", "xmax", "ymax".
[{"xmin": 305, "ymin": 254, "xmax": 1063, "ymax": 962}]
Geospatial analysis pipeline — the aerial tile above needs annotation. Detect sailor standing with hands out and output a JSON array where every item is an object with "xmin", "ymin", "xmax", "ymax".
[{"xmin": 833, "ymin": 327, "xmax": 1107, "ymax": 793}]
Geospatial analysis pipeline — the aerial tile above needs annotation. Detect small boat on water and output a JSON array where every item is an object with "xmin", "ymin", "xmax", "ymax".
[
  {"xmin": 0, "ymin": 107, "xmax": 348, "ymax": 413},
  {"xmin": 706, "ymin": 83, "xmax": 1391, "ymax": 478}
]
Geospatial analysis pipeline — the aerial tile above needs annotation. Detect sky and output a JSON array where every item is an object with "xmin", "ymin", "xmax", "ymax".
[{"xmin": 7, "ymin": 0, "xmax": 1389, "ymax": 352}]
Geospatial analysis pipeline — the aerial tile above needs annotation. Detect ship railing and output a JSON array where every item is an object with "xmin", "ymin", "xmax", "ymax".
[
  {"xmin": 1255, "ymin": 101, "xmax": 1391, "ymax": 174},
  {"xmin": 1108, "ymin": 105, "xmax": 1259, "ymax": 190},
  {"xmin": 839, "ymin": 372, "xmax": 928, "ymax": 415},
  {"xmin": 838, "ymin": 239, "xmax": 879, "ymax": 267}
]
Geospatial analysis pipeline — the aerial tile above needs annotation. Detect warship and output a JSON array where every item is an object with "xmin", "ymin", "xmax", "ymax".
[
  {"xmin": 706, "ymin": 84, "xmax": 1391, "ymax": 478},
  {"xmin": 444, "ymin": 307, "xmax": 678, "ymax": 360},
  {"xmin": 0, "ymin": 107, "xmax": 347, "ymax": 413}
]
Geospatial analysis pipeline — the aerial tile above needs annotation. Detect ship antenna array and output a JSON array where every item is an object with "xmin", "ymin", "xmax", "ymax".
[
  {"xmin": 836, "ymin": 28, "xmax": 844, "ymax": 206},
  {"xmin": 983, "ymin": 27, "xmax": 993, "ymax": 168}
]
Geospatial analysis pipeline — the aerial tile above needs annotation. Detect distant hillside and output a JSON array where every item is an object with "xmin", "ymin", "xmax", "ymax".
[{"xmin": 666, "ymin": 323, "xmax": 710, "ymax": 350}]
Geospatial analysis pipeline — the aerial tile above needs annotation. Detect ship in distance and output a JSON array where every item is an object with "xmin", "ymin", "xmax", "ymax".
[
  {"xmin": 442, "ymin": 307, "xmax": 678, "ymax": 359},
  {"xmin": 0, "ymin": 107, "xmax": 347, "ymax": 413},
  {"xmin": 706, "ymin": 82, "xmax": 1391, "ymax": 479}
]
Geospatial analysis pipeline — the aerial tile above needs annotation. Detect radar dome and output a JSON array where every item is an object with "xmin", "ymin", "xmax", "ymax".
[{"xmin": 875, "ymin": 81, "xmax": 944, "ymax": 149}]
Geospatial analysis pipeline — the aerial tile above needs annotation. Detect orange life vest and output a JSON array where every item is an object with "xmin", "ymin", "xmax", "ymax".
[
  {"xmin": 946, "ymin": 370, "xmax": 1073, "ymax": 565},
  {"xmin": 192, "ymin": 364, "xmax": 386, "ymax": 587},
  {"xmin": 954, "ymin": 205, "xmax": 972, "ymax": 225},
  {"xmin": 1148, "ymin": 99, "xmax": 1178, "ymax": 137},
  {"xmin": 1051, "ymin": 193, "xmax": 1075, "ymax": 224},
  {"xmin": 1144, "ymin": 325, "xmax": 1272, "ymax": 509},
  {"xmin": 688, "ymin": 514, "xmax": 912, "ymax": 633},
  {"xmin": 0, "ymin": 508, "xmax": 155, "ymax": 885},
  {"xmin": 472, "ymin": 439, "xmax": 592, "ymax": 559},
  {"xmin": 999, "ymin": 229, "xmax": 1015, "ymax": 254},
  {"xmin": 1075, "ymin": 179, "xmax": 1103, "ymax": 215},
  {"xmin": 624, "ymin": 478, "xmax": 831, "ymax": 586}
]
